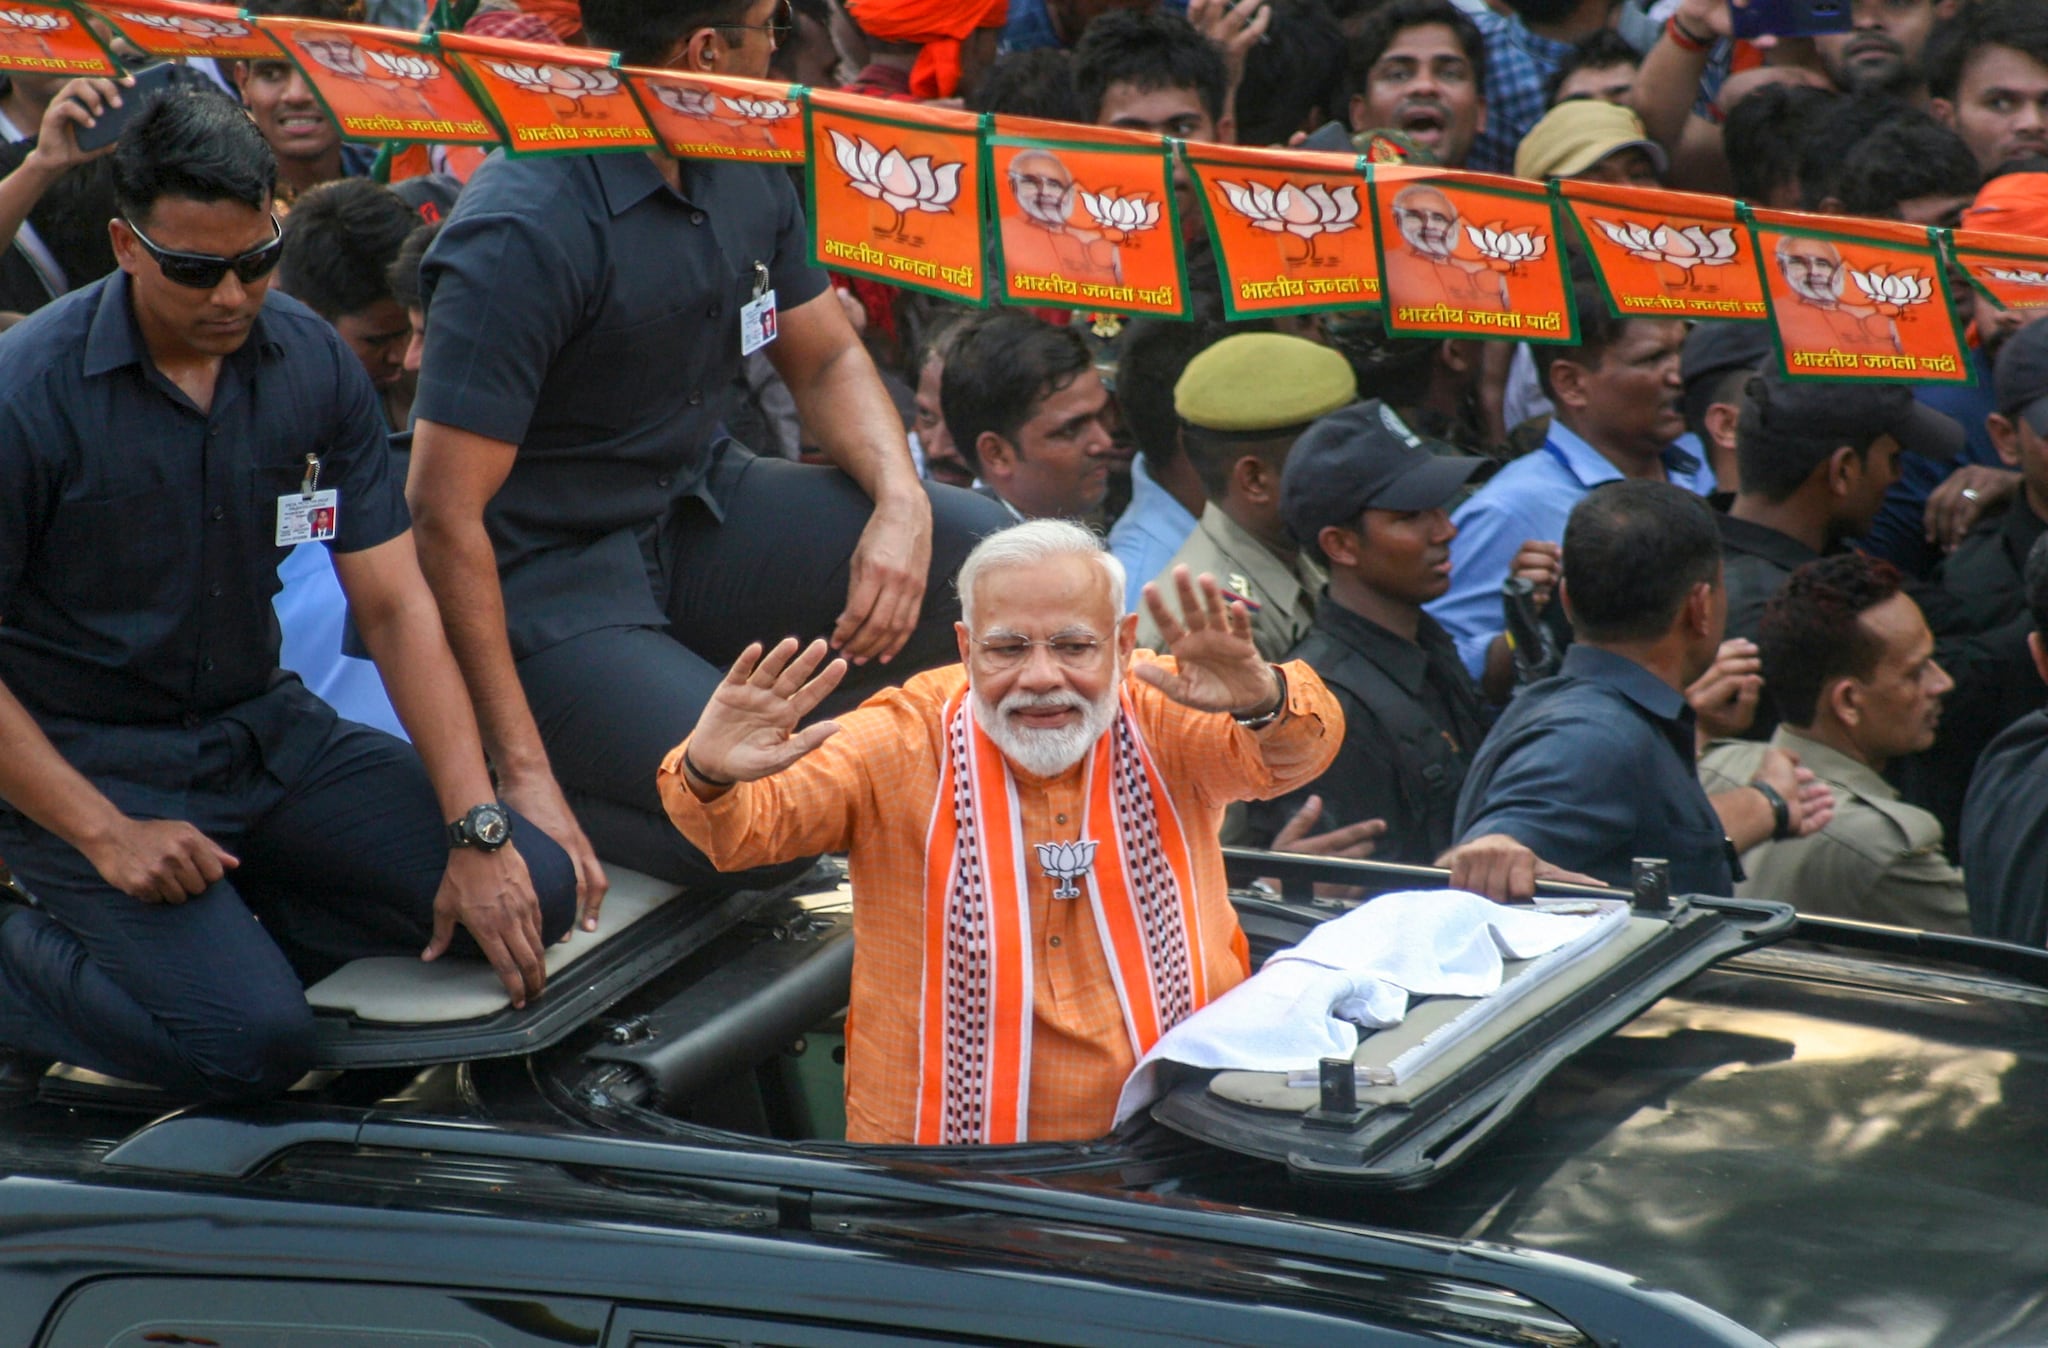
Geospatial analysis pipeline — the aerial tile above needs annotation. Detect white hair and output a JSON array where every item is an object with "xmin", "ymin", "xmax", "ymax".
[{"xmin": 955, "ymin": 519, "xmax": 1126, "ymax": 631}]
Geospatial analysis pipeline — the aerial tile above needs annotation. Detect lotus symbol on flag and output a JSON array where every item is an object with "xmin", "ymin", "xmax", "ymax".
[
  {"xmin": 1035, "ymin": 840, "xmax": 1098, "ymax": 900},
  {"xmin": 0, "ymin": 7, "xmax": 67, "ymax": 53},
  {"xmin": 368, "ymin": 49, "xmax": 439, "ymax": 84},
  {"xmin": 0, "ymin": 8, "xmax": 66, "ymax": 29},
  {"xmin": 650, "ymin": 81, "xmax": 719, "ymax": 120},
  {"xmin": 1216, "ymin": 179, "xmax": 1359, "ymax": 265},
  {"xmin": 1467, "ymin": 223, "xmax": 1548, "ymax": 275},
  {"xmin": 828, "ymin": 129, "xmax": 963, "ymax": 243},
  {"xmin": 1849, "ymin": 264, "xmax": 1933, "ymax": 316},
  {"xmin": 298, "ymin": 35, "xmax": 371, "ymax": 80},
  {"xmin": 1080, "ymin": 189, "xmax": 1161, "ymax": 244},
  {"xmin": 1988, "ymin": 266, "xmax": 2048, "ymax": 288},
  {"xmin": 119, "ymin": 10, "xmax": 251, "ymax": 39},
  {"xmin": 482, "ymin": 60, "xmax": 620, "ymax": 118},
  {"xmin": 1594, "ymin": 218, "xmax": 1738, "ymax": 290},
  {"xmin": 722, "ymin": 95, "xmax": 796, "ymax": 122}
]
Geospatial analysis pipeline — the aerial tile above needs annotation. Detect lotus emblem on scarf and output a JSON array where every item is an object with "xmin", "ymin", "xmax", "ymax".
[
  {"xmin": 1987, "ymin": 266, "xmax": 2048, "ymax": 288},
  {"xmin": 1080, "ymin": 189, "xmax": 1161, "ymax": 244},
  {"xmin": 1466, "ymin": 223, "xmax": 1548, "ymax": 274},
  {"xmin": 1593, "ymin": 218, "xmax": 1738, "ymax": 286},
  {"xmin": 828, "ymin": 129, "xmax": 963, "ymax": 242},
  {"xmin": 1035, "ymin": 840, "xmax": 1099, "ymax": 900},
  {"xmin": 1216, "ymin": 179, "xmax": 1359, "ymax": 263},
  {"xmin": 1849, "ymin": 264, "xmax": 1933, "ymax": 316},
  {"xmin": 119, "ymin": 10, "xmax": 251, "ymax": 38}
]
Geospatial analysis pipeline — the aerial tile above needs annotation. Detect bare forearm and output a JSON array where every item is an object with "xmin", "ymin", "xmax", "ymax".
[
  {"xmin": 0, "ymin": 674, "xmax": 121, "ymax": 853},
  {"xmin": 1711, "ymin": 786, "xmax": 1774, "ymax": 853},
  {"xmin": 786, "ymin": 341, "xmax": 922, "ymax": 507},
  {"xmin": 1630, "ymin": 32, "xmax": 1712, "ymax": 149},
  {"xmin": 409, "ymin": 501, "xmax": 551, "ymax": 786},
  {"xmin": 0, "ymin": 157, "xmax": 61, "ymax": 259},
  {"xmin": 353, "ymin": 600, "xmax": 498, "ymax": 818}
]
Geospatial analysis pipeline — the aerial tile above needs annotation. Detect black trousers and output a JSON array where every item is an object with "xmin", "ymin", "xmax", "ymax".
[
  {"xmin": 519, "ymin": 451, "xmax": 1009, "ymax": 885},
  {"xmin": 0, "ymin": 716, "xmax": 577, "ymax": 1099}
]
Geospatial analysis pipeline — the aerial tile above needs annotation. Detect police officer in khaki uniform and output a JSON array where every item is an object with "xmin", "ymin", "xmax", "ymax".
[
  {"xmin": 1135, "ymin": 334, "xmax": 1357, "ymax": 660},
  {"xmin": 1698, "ymin": 554, "xmax": 1968, "ymax": 932}
]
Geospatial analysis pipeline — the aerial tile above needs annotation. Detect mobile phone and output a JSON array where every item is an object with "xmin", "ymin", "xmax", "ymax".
[
  {"xmin": 1729, "ymin": 0, "xmax": 1851, "ymax": 40},
  {"xmin": 1300, "ymin": 120, "xmax": 1354, "ymax": 154},
  {"xmin": 73, "ymin": 61, "xmax": 190, "ymax": 153}
]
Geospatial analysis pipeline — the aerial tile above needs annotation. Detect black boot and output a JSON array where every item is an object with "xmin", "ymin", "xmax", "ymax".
[{"xmin": 0, "ymin": 1046, "xmax": 50, "ymax": 1108}]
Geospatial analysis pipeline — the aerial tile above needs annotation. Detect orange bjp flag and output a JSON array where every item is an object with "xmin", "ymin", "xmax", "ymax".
[
  {"xmin": 1746, "ymin": 206, "xmax": 1971, "ymax": 385},
  {"xmin": 256, "ymin": 16, "xmax": 500, "ymax": 146},
  {"xmin": 0, "ymin": 2, "xmax": 116, "ymax": 76},
  {"xmin": 1184, "ymin": 141, "xmax": 1375, "ymax": 320},
  {"xmin": 1949, "ymin": 227, "xmax": 2048, "ymax": 317},
  {"xmin": 1369, "ymin": 165, "xmax": 1576, "ymax": 344},
  {"xmin": 439, "ymin": 31, "xmax": 655, "ymax": 156},
  {"xmin": 82, "ymin": 0, "xmax": 281, "ymax": 60},
  {"xmin": 989, "ymin": 115, "xmax": 1185, "ymax": 318},
  {"xmin": 806, "ymin": 89, "xmax": 985, "ymax": 305},
  {"xmin": 622, "ymin": 66, "xmax": 805, "ymax": 165},
  {"xmin": 1558, "ymin": 180, "xmax": 1767, "ymax": 324}
]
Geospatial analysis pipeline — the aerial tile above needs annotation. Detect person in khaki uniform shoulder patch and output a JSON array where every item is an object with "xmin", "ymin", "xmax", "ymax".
[
  {"xmin": 1136, "ymin": 333, "xmax": 1358, "ymax": 662},
  {"xmin": 1699, "ymin": 553, "xmax": 1968, "ymax": 932}
]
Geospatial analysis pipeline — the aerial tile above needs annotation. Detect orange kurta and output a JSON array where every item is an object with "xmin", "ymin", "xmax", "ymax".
[{"xmin": 658, "ymin": 657, "xmax": 1339, "ymax": 1144}]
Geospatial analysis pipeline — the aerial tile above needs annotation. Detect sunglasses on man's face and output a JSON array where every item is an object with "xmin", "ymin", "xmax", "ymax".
[
  {"xmin": 123, "ymin": 213, "xmax": 284, "ymax": 290},
  {"xmin": 714, "ymin": 0, "xmax": 794, "ymax": 49}
]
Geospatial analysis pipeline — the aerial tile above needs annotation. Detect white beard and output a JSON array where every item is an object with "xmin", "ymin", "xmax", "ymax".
[{"xmin": 972, "ymin": 681, "xmax": 1120, "ymax": 779}]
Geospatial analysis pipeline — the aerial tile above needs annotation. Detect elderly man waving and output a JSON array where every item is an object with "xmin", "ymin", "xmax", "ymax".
[{"xmin": 660, "ymin": 521, "xmax": 1341, "ymax": 1144}]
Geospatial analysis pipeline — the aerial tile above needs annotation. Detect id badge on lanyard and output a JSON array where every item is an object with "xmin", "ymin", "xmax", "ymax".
[
  {"xmin": 741, "ymin": 261, "xmax": 778, "ymax": 357},
  {"xmin": 276, "ymin": 452, "xmax": 339, "ymax": 546}
]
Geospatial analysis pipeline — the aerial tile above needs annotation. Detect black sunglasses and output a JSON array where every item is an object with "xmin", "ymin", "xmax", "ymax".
[
  {"xmin": 123, "ymin": 213, "xmax": 284, "ymax": 290},
  {"xmin": 712, "ymin": 0, "xmax": 794, "ymax": 49}
]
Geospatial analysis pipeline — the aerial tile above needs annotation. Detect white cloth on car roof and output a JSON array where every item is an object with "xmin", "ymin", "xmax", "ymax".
[{"xmin": 1113, "ymin": 889, "xmax": 1622, "ymax": 1125}]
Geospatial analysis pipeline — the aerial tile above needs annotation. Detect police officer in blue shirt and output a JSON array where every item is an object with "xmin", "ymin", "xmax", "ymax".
[
  {"xmin": 0, "ymin": 89, "xmax": 575, "ymax": 1103},
  {"xmin": 1454, "ymin": 481, "xmax": 1834, "ymax": 895},
  {"xmin": 407, "ymin": 0, "xmax": 1006, "ymax": 919}
]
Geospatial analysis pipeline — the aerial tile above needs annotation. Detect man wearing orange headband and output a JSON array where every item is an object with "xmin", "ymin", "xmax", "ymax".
[{"xmin": 842, "ymin": 0, "xmax": 1010, "ymax": 102}]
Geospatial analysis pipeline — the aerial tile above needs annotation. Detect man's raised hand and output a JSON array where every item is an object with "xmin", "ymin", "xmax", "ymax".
[
  {"xmin": 1136, "ymin": 567, "xmax": 1282, "ymax": 715},
  {"xmin": 685, "ymin": 638, "xmax": 848, "ymax": 789}
]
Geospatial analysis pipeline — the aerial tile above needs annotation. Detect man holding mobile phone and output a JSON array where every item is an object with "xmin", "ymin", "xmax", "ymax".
[{"xmin": 0, "ymin": 71, "xmax": 131, "ymax": 313}]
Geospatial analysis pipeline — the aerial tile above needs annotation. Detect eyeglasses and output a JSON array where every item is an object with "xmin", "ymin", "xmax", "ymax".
[
  {"xmin": 123, "ymin": 213, "xmax": 284, "ymax": 290},
  {"xmin": 712, "ymin": 0, "xmax": 793, "ymax": 49},
  {"xmin": 972, "ymin": 636, "xmax": 1107, "ymax": 671}
]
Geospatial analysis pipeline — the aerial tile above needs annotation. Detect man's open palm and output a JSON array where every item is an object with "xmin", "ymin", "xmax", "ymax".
[
  {"xmin": 1136, "ymin": 567, "xmax": 1281, "ymax": 714},
  {"xmin": 689, "ymin": 639, "xmax": 848, "ymax": 785}
]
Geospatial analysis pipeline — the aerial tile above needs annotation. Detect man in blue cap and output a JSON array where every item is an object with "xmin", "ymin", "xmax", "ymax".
[{"xmin": 1250, "ymin": 401, "xmax": 1495, "ymax": 866}]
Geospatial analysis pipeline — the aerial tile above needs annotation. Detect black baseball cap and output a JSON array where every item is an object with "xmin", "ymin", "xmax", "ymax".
[
  {"xmin": 1739, "ymin": 369, "xmax": 1966, "ymax": 464},
  {"xmin": 1995, "ymin": 316, "xmax": 2048, "ymax": 432},
  {"xmin": 1281, "ymin": 401, "xmax": 1488, "ymax": 545},
  {"xmin": 1681, "ymin": 321, "xmax": 1774, "ymax": 390}
]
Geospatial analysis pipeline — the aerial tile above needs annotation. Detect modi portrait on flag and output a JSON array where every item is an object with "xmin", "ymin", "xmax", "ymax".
[
  {"xmin": 1772, "ymin": 234, "xmax": 1905, "ymax": 357},
  {"xmin": 1385, "ymin": 184, "xmax": 1510, "ymax": 312},
  {"xmin": 1001, "ymin": 148, "xmax": 1125, "ymax": 288}
]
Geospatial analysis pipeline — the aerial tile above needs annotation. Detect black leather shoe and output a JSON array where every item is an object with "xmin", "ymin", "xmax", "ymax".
[{"xmin": 0, "ymin": 1046, "xmax": 51, "ymax": 1108}]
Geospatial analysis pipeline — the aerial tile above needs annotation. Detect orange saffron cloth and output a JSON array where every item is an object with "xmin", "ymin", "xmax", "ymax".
[{"xmin": 659, "ymin": 657, "xmax": 1340, "ymax": 1144}]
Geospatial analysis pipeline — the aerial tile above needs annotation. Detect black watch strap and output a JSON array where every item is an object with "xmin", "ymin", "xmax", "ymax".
[
  {"xmin": 1751, "ymin": 779, "xmax": 1793, "ymax": 841},
  {"xmin": 447, "ymin": 802, "xmax": 513, "ymax": 851}
]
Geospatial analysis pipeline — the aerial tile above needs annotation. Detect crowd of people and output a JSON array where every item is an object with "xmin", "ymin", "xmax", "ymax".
[{"xmin": 5, "ymin": 0, "xmax": 2048, "ymax": 1145}]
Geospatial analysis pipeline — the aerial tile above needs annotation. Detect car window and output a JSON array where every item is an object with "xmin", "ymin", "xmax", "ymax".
[{"xmin": 42, "ymin": 1279, "xmax": 608, "ymax": 1348}]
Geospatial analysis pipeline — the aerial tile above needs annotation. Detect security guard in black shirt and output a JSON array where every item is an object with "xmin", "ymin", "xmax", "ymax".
[
  {"xmin": 1248, "ymin": 401, "xmax": 1493, "ymax": 865},
  {"xmin": 408, "ymin": 0, "xmax": 1006, "ymax": 915},
  {"xmin": 0, "ymin": 90, "xmax": 574, "ymax": 1104}
]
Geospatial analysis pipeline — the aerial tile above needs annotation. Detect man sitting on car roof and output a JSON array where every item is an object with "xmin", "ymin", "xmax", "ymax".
[{"xmin": 660, "ymin": 522, "xmax": 1339, "ymax": 1144}]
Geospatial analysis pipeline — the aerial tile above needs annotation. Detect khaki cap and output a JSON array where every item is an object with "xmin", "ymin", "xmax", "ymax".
[
  {"xmin": 1173, "ymin": 333, "xmax": 1358, "ymax": 434},
  {"xmin": 1513, "ymin": 100, "xmax": 1669, "ymax": 181}
]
